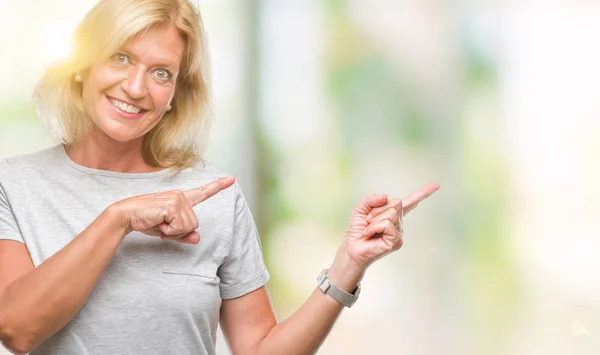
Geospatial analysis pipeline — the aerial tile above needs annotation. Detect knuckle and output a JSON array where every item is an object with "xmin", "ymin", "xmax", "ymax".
[
  {"xmin": 167, "ymin": 191, "xmax": 183, "ymax": 201},
  {"xmin": 169, "ymin": 226, "xmax": 183, "ymax": 235},
  {"xmin": 164, "ymin": 196, "xmax": 176, "ymax": 206},
  {"xmin": 387, "ymin": 207, "xmax": 398, "ymax": 218},
  {"xmin": 395, "ymin": 239, "xmax": 404, "ymax": 250},
  {"xmin": 164, "ymin": 204, "xmax": 176, "ymax": 216},
  {"xmin": 158, "ymin": 208, "xmax": 169, "ymax": 220}
]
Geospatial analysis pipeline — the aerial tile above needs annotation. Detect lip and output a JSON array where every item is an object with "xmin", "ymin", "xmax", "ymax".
[{"xmin": 105, "ymin": 95, "xmax": 148, "ymax": 120}]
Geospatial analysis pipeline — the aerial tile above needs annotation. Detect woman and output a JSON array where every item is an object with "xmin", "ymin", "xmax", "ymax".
[{"xmin": 0, "ymin": 0, "xmax": 438, "ymax": 354}]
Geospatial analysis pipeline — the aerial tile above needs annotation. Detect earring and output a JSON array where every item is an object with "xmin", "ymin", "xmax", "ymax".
[
  {"xmin": 74, "ymin": 74, "xmax": 82, "ymax": 82},
  {"xmin": 166, "ymin": 105, "xmax": 172, "ymax": 111}
]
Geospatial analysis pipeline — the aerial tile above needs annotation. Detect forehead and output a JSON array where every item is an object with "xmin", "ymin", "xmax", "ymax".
[{"xmin": 124, "ymin": 25, "xmax": 185, "ymax": 68}]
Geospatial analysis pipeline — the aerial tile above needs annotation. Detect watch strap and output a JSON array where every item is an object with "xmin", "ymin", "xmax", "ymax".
[{"xmin": 317, "ymin": 269, "xmax": 361, "ymax": 308}]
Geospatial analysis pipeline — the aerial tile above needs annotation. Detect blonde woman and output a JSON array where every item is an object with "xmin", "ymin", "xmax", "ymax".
[{"xmin": 0, "ymin": 1, "xmax": 438, "ymax": 354}]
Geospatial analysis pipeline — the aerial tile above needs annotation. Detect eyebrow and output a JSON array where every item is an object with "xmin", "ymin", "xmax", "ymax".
[{"xmin": 118, "ymin": 47, "xmax": 179, "ymax": 73}]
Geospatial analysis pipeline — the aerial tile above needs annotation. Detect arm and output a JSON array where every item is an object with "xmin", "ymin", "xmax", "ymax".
[
  {"xmin": 221, "ymin": 184, "xmax": 439, "ymax": 355},
  {"xmin": 0, "ymin": 177, "xmax": 234, "ymax": 354},
  {"xmin": 220, "ymin": 251, "xmax": 362, "ymax": 355},
  {"xmin": 0, "ymin": 207, "xmax": 126, "ymax": 354}
]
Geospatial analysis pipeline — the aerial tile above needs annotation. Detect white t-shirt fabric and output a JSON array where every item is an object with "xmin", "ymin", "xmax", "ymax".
[{"xmin": 0, "ymin": 145, "xmax": 270, "ymax": 354}]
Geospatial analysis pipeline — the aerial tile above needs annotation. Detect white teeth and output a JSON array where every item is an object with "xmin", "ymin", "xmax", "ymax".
[{"xmin": 109, "ymin": 98, "xmax": 142, "ymax": 114}]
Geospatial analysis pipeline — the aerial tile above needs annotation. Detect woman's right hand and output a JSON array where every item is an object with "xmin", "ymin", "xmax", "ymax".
[{"xmin": 110, "ymin": 176, "xmax": 236, "ymax": 244}]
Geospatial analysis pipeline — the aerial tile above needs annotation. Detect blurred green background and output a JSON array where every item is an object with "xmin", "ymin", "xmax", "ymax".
[{"xmin": 1, "ymin": 0, "xmax": 599, "ymax": 354}]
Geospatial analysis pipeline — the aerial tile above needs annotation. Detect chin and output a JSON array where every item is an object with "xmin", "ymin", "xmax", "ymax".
[
  {"xmin": 107, "ymin": 132, "xmax": 142, "ymax": 143},
  {"xmin": 94, "ymin": 122, "xmax": 145, "ymax": 143}
]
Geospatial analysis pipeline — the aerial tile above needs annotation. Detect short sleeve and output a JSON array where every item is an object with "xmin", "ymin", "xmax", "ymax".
[
  {"xmin": 218, "ymin": 183, "xmax": 270, "ymax": 299},
  {"xmin": 0, "ymin": 160, "xmax": 24, "ymax": 243}
]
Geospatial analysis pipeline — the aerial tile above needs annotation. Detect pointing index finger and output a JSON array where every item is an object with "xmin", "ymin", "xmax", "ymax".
[
  {"xmin": 401, "ymin": 183, "xmax": 440, "ymax": 215},
  {"xmin": 184, "ymin": 176, "xmax": 236, "ymax": 206}
]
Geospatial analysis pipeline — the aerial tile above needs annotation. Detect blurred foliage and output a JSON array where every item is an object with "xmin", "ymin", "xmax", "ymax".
[
  {"xmin": 325, "ymin": 11, "xmax": 432, "ymax": 151},
  {"xmin": 457, "ymin": 25, "xmax": 521, "ymax": 355},
  {"xmin": 0, "ymin": 105, "xmax": 36, "ymax": 123}
]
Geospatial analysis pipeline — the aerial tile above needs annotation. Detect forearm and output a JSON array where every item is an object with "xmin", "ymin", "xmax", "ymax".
[
  {"xmin": 256, "ymin": 250, "xmax": 364, "ymax": 355},
  {"xmin": 0, "ymin": 206, "xmax": 126, "ymax": 353}
]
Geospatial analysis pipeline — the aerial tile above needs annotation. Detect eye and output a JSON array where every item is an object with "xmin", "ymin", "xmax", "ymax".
[
  {"xmin": 153, "ymin": 69, "xmax": 172, "ymax": 81},
  {"xmin": 113, "ymin": 53, "xmax": 130, "ymax": 65}
]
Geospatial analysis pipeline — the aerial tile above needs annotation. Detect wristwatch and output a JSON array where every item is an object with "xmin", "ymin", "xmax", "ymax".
[{"xmin": 317, "ymin": 269, "xmax": 361, "ymax": 308}]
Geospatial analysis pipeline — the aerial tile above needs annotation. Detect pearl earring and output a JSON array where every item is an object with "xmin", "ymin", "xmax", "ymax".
[
  {"xmin": 74, "ymin": 74, "xmax": 82, "ymax": 82},
  {"xmin": 167, "ymin": 105, "xmax": 172, "ymax": 111}
]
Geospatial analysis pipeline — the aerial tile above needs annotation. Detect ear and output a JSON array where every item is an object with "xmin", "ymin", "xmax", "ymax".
[{"xmin": 166, "ymin": 91, "xmax": 176, "ymax": 111}]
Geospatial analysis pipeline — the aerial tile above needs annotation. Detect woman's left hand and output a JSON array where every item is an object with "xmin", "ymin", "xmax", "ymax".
[{"xmin": 337, "ymin": 183, "xmax": 440, "ymax": 273}]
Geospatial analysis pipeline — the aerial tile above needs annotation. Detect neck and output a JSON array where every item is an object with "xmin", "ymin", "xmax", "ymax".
[{"xmin": 65, "ymin": 130, "xmax": 161, "ymax": 173}]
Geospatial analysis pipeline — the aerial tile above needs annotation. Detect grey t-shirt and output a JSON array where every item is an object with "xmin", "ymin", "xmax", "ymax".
[{"xmin": 0, "ymin": 145, "xmax": 270, "ymax": 355}]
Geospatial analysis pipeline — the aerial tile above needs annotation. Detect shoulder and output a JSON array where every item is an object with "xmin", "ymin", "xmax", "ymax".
[
  {"xmin": 0, "ymin": 146, "xmax": 61, "ymax": 201},
  {"xmin": 185, "ymin": 159, "xmax": 231, "ymax": 180},
  {"xmin": 1, "ymin": 145, "xmax": 62, "ymax": 174},
  {"xmin": 171, "ymin": 159, "xmax": 244, "ymax": 199},
  {"xmin": 175, "ymin": 159, "xmax": 233, "ymax": 187},
  {"xmin": 1, "ymin": 146, "xmax": 62, "ymax": 185}
]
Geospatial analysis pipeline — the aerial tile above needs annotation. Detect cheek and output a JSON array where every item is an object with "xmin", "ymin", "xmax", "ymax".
[
  {"xmin": 80, "ymin": 84, "xmax": 97, "ymax": 118},
  {"xmin": 82, "ymin": 68, "xmax": 119, "ymax": 108},
  {"xmin": 149, "ymin": 85, "xmax": 175, "ymax": 108}
]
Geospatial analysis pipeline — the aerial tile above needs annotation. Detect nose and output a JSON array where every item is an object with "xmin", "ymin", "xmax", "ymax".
[{"xmin": 121, "ymin": 66, "xmax": 147, "ymax": 99}]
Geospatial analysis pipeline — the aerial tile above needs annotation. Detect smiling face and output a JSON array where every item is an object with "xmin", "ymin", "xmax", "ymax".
[{"xmin": 80, "ymin": 24, "xmax": 185, "ymax": 143}]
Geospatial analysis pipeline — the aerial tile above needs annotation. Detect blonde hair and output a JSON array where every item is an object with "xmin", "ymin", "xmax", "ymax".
[{"xmin": 33, "ymin": 0, "xmax": 211, "ymax": 170}]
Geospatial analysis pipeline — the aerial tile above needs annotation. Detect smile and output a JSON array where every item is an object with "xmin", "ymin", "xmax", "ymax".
[{"xmin": 107, "ymin": 97, "xmax": 146, "ymax": 115}]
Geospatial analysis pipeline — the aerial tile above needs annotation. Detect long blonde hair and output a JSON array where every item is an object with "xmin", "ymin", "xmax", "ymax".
[{"xmin": 33, "ymin": 0, "xmax": 211, "ymax": 170}]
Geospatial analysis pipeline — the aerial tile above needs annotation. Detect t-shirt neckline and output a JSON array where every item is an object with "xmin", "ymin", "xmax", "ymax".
[{"xmin": 57, "ymin": 145, "xmax": 172, "ymax": 179}]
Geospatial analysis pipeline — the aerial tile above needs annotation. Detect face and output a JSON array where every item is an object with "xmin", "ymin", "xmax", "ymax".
[{"xmin": 80, "ymin": 25, "xmax": 185, "ymax": 143}]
